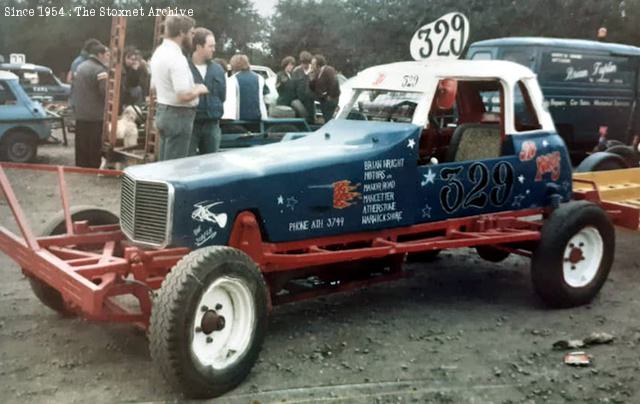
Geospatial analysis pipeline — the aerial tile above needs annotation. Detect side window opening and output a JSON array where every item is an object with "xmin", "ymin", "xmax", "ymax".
[
  {"xmin": 419, "ymin": 79, "xmax": 506, "ymax": 165},
  {"xmin": 0, "ymin": 82, "xmax": 17, "ymax": 105},
  {"xmin": 514, "ymin": 81, "xmax": 542, "ymax": 132},
  {"xmin": 501, "ymin": 48, "xmax": 536, "ymax": 69},
  {"xmin": 38, "ymin": 72, "xmax": 58, "ymax": 86}
]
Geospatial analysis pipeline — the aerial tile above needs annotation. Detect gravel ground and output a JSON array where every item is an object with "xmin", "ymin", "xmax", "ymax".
[{"xmin": 1, "ymin": 133, "xmax": 639, "ymax": 404}]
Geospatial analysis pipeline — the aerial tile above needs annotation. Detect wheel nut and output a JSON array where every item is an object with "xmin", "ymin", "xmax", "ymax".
[
  {"xmin": 206, "ymin": 336, "xmax": 213, "ymax": 343},
  {"xmin": 195, "ymin": 326, "xmax": 202, "ymax": 333},
  {"xmin": 201, "ymin": 305, "xmax": 208, "ymax": 312},
  {"xmin": 215, "ymin": 304, "xmax": 223, "ymax": 310}
]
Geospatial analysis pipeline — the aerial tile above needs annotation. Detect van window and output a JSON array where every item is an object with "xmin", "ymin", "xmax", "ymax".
[
  {"xmin": 470, "ymin": 51, "xmax": 492, "ymax": 60},
  {"xmin": 539, "ymin": 51, "xmax": 635, "ymax": 88},
  {"xmin": 502, "ymin": 49, "xmax": 536, "ymax": 68},
  {"xmin": 514, "ymin": 81, "xmax": 541, "ymax": 131},
  {"xmin": 480, "ymin": 91, "xmax": 500, "ymax": 114}
]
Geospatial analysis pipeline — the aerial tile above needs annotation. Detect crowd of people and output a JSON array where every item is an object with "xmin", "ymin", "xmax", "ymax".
[{"xmin": 67, "ymin": 15, "xmax": 342, "ymax": 168}]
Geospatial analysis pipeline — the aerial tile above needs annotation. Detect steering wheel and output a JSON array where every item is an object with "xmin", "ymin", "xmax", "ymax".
[{"xmin": 387, "ymin": 100, "xmax": 417, "ymax": 121}]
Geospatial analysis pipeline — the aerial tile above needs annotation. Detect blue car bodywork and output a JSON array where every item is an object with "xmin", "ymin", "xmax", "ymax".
[
  {"xmin": 466, "ymin": 37, "xmax": 640, "ymax": 158},
  {"xmin": 125, "ymin": 119, "xmax": 571, "ymax": 248},
  {"xmin": 0, "ymin": 71, "xmax": 51, "ymax": 161},
  {"xmin": 122, "ymin": 60, "xmax": 573, "ymax": 250}
]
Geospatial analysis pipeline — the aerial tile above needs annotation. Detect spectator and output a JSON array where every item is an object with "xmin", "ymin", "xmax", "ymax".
[
  {"xmin": 276, "ymin": 56, "xmax": 297, "ymax": 108},
  {"xmin": 597, "ymin": 26, "xmax": 608, "ymax": 41},
  {"xmin": 310, "ymin": 54, "xmax": 341, "ymax": 122},
  {"xmin": 291, "ymin": 50, "xmax": 316, "ymax": 124},
  {"xmin": 121, "ymin": 46, "xmax": 148, "ymax": 107},
  {"xmin": 188, "ymin": 28, "xmax": 226, "ymax": 155},
  {"xmin": 71, "ymin": 41, "xmax": 109, "ymax": 168},
  {"xmin": 226, "ymin": 54, "xmax": 267, "ymax": 121},
  {"xmin": 67, "ymin": 38, "xmax": 101, "ymax": 83},
  {"xmin": 149, "ymin": 15, "xmax": 209, "ymax": 161}
]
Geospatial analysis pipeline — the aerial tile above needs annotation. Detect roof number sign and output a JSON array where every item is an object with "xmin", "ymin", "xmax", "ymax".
[
  {"xmin": 410, "ymin": 12, "xmax": 469, "ymax": 61},
  {"xmin": 9, "ymin": 53, "xmax": 26, "ymax": 64}
]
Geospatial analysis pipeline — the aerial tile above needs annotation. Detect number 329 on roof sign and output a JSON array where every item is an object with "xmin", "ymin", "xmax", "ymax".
[{"xmin": 410, "ymin": 12, "xmax": 470, "ymax": 61}]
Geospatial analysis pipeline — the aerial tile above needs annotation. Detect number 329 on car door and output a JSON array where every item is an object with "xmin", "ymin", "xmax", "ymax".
[{"xmin": 418, "ymin": 160, "xmax": 519, "ymax": 221}]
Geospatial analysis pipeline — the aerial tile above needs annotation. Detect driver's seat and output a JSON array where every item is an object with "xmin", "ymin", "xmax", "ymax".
[{"xmin": 446, "ymin": 124, "xmax": 502, "ymax": 162}]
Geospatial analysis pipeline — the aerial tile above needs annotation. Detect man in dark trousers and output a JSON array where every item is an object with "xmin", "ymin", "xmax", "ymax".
[
  {"xmin": 291, "ymin": 50, "xmax": 316, "ymax": 124},
  {"xmin": 71, "ymin": 41, "xmax": 109, "ymax": 168},
  {"xmin": 310, "ymin": 54, "xmax": 341, "ymax": 122},
  {"xmin": 188, "ymin": 28, "xmax": 226, "ymax": 155}
]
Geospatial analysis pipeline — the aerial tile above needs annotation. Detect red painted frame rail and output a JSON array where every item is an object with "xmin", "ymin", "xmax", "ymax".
[{"xmin": 0, "ymin": 163, "xmax": 546, "ymax": 329}]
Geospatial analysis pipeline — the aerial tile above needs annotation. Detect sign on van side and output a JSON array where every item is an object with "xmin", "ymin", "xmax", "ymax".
[{"xmin": 410, "ymin": 12, "xmax": 470, "ymax": 61}]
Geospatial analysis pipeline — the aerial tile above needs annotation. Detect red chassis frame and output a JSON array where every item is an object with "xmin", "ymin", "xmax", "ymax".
[{"xmin": 0, "ymin": 163, "xmax": 546, "ymax": 329}]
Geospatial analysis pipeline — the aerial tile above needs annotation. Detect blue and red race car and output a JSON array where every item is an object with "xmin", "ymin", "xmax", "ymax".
[{"xmin": 1, "ymin": 60, "xmax": 624, "ymax": 398}]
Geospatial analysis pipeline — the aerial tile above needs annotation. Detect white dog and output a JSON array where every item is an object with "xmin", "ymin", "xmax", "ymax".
[
  {"xmin": 100, "ymin": 105, "xmax": 141, "ymax": 170},
  {"xmin": 117, "ymin": 105, "xmax": 140, "ymax": 148}
]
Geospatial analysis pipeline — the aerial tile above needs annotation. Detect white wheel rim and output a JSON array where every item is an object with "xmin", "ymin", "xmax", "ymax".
[
  {"xmin": 562, "ymin": 226, "xmax": 603, "ymax": 288},
  {"xmin": 191, "ymin": 276, "xmax": 255, "ymax": 370}
]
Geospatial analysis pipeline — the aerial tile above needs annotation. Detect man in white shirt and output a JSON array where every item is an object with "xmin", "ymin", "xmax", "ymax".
[{"xmin": 150, "ymin": 15, "xmax": 209, "ymax": 161}]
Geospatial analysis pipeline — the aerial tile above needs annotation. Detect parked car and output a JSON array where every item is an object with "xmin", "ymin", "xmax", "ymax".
[
  {"xmin": 0, "ymin": 70, "xmax": 52, "ymax": 162},
  {"xmin": 466, "ymin": 37, "xmax": 640, "ymax": 163},
  {"xmin": 0, "ymin": 62, "xmax": 71, "ymax": 104}
]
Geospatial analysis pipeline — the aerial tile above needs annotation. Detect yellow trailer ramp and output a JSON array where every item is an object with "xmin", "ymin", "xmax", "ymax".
[{"xmin": 573, "ymin": 168, "xmax": 640, "ymax": 230}]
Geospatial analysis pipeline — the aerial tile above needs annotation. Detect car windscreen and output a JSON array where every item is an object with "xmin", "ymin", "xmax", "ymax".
[{"xmin": 338, "ymin": 89, "xmax": 422, "ymax": 123}]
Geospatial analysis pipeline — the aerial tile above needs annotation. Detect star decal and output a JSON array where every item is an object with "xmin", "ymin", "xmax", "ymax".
[
  {"xmin": 517, "ymin": 175, "xmax": 525, "ymax": 184},
  {"xmin": 421, "ymin": 169, "xmax": 436, "ymax": 186},
  {"xmin": 285, "ymin": 197, "xmax": 298, "ymax": 211},
  {"xmin": 277, "ymin": 195, "xmax": 284, "ymax": 205},
  {"xmin": 421, "ymin": 204, "xmax": 432, "ymax": 218},
  {"xmin": 407, "ymin": 138, "xmax": 416, "ymax": 149},
  {"xmin": 542, "ymin": 140, "xmax": 549, "ymax": 147},
  {"xmin": 512, "ymin": 194, "xmax": 526, "ymax": 208},
  {"xmin": 526, "ymin": 189, "xmax": 531, "ymax": 195}
]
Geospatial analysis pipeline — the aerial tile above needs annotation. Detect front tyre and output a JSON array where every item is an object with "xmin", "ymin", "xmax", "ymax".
[
  {"xmin": 149, "ymin": 246, "xmax": 269, "ymax": 398},
  {"xmin": 531, "ymin": 201, "xmax": 614, "ymax": 308}
]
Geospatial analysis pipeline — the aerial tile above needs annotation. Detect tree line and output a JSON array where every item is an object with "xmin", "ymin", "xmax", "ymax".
[{"xmin": 0, "ymin": 0, "xmax": 638, "ymax": 78}]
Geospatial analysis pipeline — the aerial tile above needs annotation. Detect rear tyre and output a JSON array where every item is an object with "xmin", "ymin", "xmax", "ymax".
[
  {"xmin": 605, "ymin": 145, "xmax": 639, "ymax": 168},
  {"xmin": 575, "ymin": 152, "xmax": 627, "ymax": 172},
  {"xmin": 476, "ymin": 246, "xmax": 510, "ymax": 263},
  {"xmin": 531, "ymin": 201, "xmax": 614, "ymax": 308},
  {"xmin": 0, "ymin": 130, "xmax": 38, "ymax": 163},
  {"xmin": 27, "ymin": 206, "xmax": 119, "ymax": 316},
  {"xmin": 150, "ymin": 246, "xmax": 269, "ymax": 398}
]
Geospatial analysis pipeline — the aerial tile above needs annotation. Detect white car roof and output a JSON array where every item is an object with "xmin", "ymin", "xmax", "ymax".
[
  {"xmin": 0, "ymin": 70, "xmax": 19, "ymax": 80},
  {"xmin": 351, "ymin": 59, "xmax": 536, "ymax": 92}
]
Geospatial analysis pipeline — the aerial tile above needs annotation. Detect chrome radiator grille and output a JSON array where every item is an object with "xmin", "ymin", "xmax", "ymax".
[{"xmin": 120, "ymin": 174, "xmax": 171, "ymax": 246}]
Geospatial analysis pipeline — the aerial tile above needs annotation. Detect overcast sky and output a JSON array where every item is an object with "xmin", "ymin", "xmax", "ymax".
[{"xmin": 252, "ymin": 0, "xmax": 278, "ymax": 17}]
